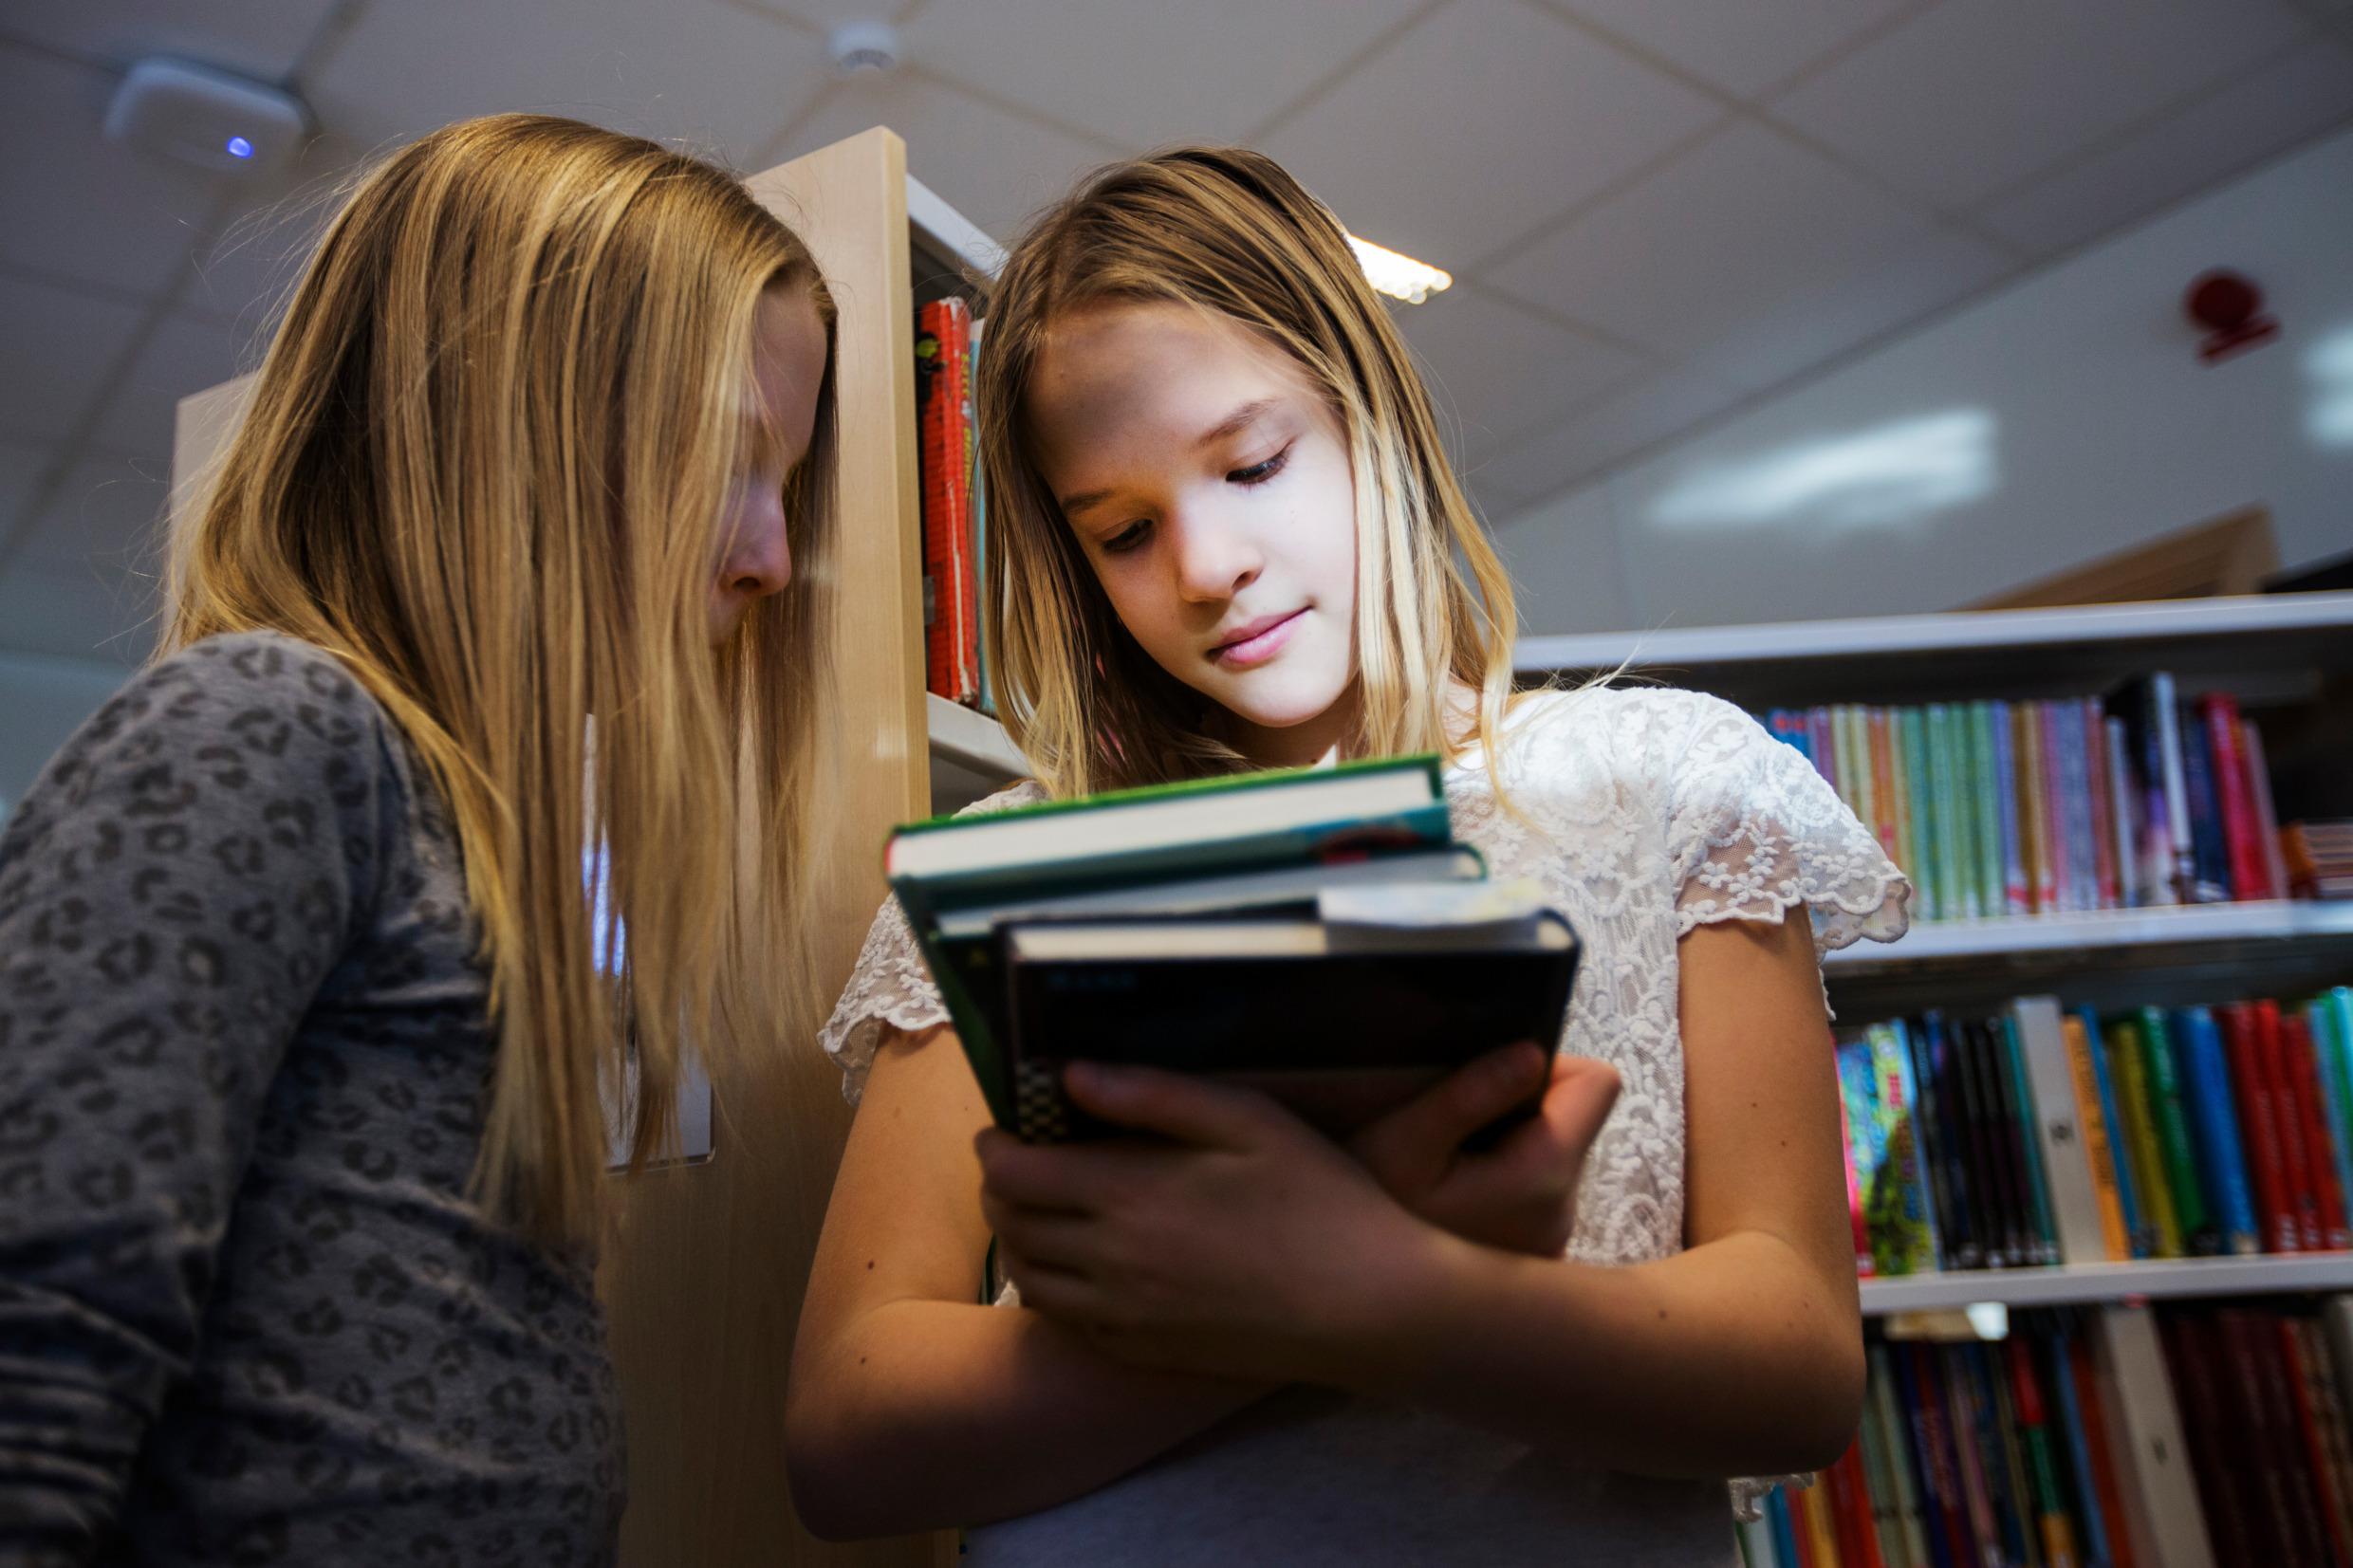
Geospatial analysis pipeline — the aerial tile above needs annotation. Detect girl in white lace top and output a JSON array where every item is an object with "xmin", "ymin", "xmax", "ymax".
[{"xmin": 786, "ymin": 148, "xmax": 1911, "ymax": 1564}]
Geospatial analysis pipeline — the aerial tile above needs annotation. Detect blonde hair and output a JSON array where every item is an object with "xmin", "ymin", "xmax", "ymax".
[
  {"xmin": 166, "ymin": 114, "xmax": 839, "ymax": 1248},
  {"xmin": 975, "ymin": 146, "xmax": 1522, "ymax": 797}
]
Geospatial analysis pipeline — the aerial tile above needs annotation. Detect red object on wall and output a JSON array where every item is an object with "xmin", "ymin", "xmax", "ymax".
[{"xmin": 2185, "ymin": 269, "xmax": 2279, "ymax": 362}]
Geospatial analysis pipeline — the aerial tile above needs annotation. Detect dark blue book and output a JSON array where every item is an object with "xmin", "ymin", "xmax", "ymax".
[
  {"xmin": 2043, "ymin": 1319, "xmax": 2115, "ymax": 1568},
  {"xmin": 1919, "ymin": 1012, "xmax": 1982, "ymax": 1270},
  {"xmin": 2175, "ymin": 700, "xmax": 2233, "ymax": 902},
  {"xmin": 2175, "ymin": 1005, "xmax": 2261, "ymax": 1254}
]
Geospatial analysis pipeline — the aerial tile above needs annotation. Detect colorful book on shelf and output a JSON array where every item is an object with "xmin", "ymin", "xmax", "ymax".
[
  {"xmin": 1992, "ymin": 699, "xmax": 2029, "ymax": 916},
  {"xmin": 2076, "ymin": 1004, "xmax": 2147, "ymax": 1261},
  {"xmin": 1971, "ymin": 702, "xmax": 2006, "ymax": 929},
  {"xmin": 2196, "ymin": 694, "xmax": 2268, "ymax": 900},
  {"xmin": 1999, "ymin": 1011, "xmax": 2064, "ymax": 1267},
  {"xmin": 2310, "ymin": 994, "xmax": 2353, "ymax": 1249},
  {"xmin": 1899, "ymin": 707, "xmax": 1934, "ymax": 922},
  {"xmin": 2159, "ymin": 1309, "xmax": 2259, "ymax": 1563},
  {"xmin": 2012, "ymin": 997, "xmax": 2111, "ymax": 1266},
  {"xmin": 2172, "ymin": 1005, "xmax": 2260, "ymax": 1257},
  {"xmin": 2104, "ymin": 713, "xmax": 2140, "ymax": 912},
  {"xmin": 2175, "ymin": 703, "xmax": 2233, "ymax": 905},
  {"xmin": 2136, "ymin": 1008, "xmax": 2216, "ymax": 1256},
  {"xmin": 2103, "ymin": 1015, "xmax": 2183, "ymax": 1258},
  {"xmin": 915, "ymin": 297, "xmax": 981, "ymax": 707},
  {"xmin": 2259, "ymin": 999, "xmax": 2325, "ymax": 1252},
  {"xmin": 2095, "ymin": 1304, "xmax": 2217, "ymax": 1568},
  {"xmin": 1868, "ymin": 1021, "xmax": 1939, "ymax": 1276}
]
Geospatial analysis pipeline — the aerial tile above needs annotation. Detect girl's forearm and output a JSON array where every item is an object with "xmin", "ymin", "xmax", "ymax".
[
  {"xmin": 787, "ymin": 1297, "xmax": 1266, "ymax": 1540},
  {"xmin": 1361, "ymin": 1227, "xmax": 1865, "ymax": 1479}
]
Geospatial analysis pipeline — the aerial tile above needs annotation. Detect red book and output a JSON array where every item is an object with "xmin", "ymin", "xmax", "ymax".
[
  {"xmin": 2226, "ymin": 1308, "xmax": 2334, "ymax": 1564},
  {"xmin": 2066, "ymin": 1333, "xmax": 2140, "ymax": 1568},
  {"xmin": 915, "ymin": 297, "xmax": 980, "ymax": 706},
  {"xmin": 1838, "ymin": 1079, "xmax": 1873, "ymax": 1279},
  {"xmin": 2281, "ymin": 1317, "xmax": 2353, "ymax": 1565},
  {"xmin": 2084, "ymin": 696, "xmax": 2121, "ymax": 911},
  {"xmin": 2292, "ymin": 1317, "xmax": 2353, "ymax": 1563},
  {"xmin": 2220, "ymin": 1002, "xmax": 2297, "ymax": 1253},
  {"xmin": 1826, "ymin": 1434, "xmax": 1886, "ymax": 1568},
  {"xmin": 2285, "ymin": 1012, "xmax": 2351, "ymax": 1250},
  {"xmin": 2160, "ymin": 1310, "xmax": 2263, "ymax": 1563},
  {"xmin": 2258, "ymin": 1000, "xmax": 2325, "ymax": 1253},
  {"xmin": 2198, "ymin": 694, "xmax": 2269, "ymax": 900}
]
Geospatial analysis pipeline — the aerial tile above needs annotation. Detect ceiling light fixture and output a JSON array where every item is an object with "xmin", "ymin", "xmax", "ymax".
[{"xmin": 1346, "ymin": 232, "xmax": 1452, "ymax": 304}]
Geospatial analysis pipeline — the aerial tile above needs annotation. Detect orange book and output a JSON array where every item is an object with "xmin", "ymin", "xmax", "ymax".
[
  {"xmin": 2014, "ymin": 703, "xmax": 2052, "ymax": 913},
  {"xmin": 1797, "ymin": 1473, "xmax": 1844, "ymax": 1567},
  {"xmin": 2061, "ymin": 1012, "xmax": 2133, "ymax": 1260},
  {"xmin": 1867, "ymin": 708, "xmax": 1899, "ymax": 870}
]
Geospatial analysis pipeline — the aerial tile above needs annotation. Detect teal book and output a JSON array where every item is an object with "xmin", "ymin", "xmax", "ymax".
[
  {"xmin": 2316, "ymin": 991, "xmax": 2353, "ymax": 1241},
  {"xmin": 1927, "ymin": 704, "xmax": 1974, "ymax": 920},
  {"xmin": 1997, "ymin": 1013, "xmax": 2062, "ymax": 1265},
  {"xmin": 1970, "ymin": 702, "xmax": 2005, "ymax": 923},
  {"xmin": 885, "ymin": 755, "xmax": 1454, "ymax": 1126},
  {"xmin": 1906, "ymin": 706, "xmax": 1940, "ymax": 920}
]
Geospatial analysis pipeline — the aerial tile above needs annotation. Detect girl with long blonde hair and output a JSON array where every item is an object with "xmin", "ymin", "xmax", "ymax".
[
  {"xmin": 791, "ymin": 145, "xmax": 1910, "ymax": 1562},
  {"xmin": 0, "ymin": 114, "xmax": 836, "ymax": 1563}
]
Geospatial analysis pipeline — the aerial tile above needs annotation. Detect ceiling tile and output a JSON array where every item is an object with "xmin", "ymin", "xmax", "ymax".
[
  {"xmin": 1770, "ymin": 0, "xmax": 2309, "ymax": 209},
  {"xmin": 1488, "ymin": 121, "xmax": 2011, "ymax": 391},
  {"xmin": 0, "ymin": 438, "xmax": 48, "ymax": 545},
  {"xmin": 0, "ymin": 560, "xmax": 155, "ymax": 666},
  {"xmin": 901, "ymin": 0, "xmax": 1425, "ymax": 147},
  {"xmin": 2, "ymin": 0, "xmax": 343, "ymax": 80},
  {"xmin": 1486, "ymin": 482, "xmax": 1635, "ymax": 631},
  {"xmin": 91, "ymin": 311, "xmax": 250, "ymax": 457},
  {"xmin": 305, "ymin": 0, "xmax": 832, "ymax": 168},
  {"xmin": 1979, "ymin": 44, "xmax": 2353, "ymax": 256},
  {"xmin": 1397, "ymin": 284, "xmax": 1648, "ymax": 470},
  {"xmin": 778, "ymin": 74, "xmax": 1121, "ymax": 244},
  {"xmin": 1479, "ymin": 361, "xmax": 1750, "ymax": 502},
  {"xmin": 1540, "ymin": 0, "xmax": 1909, "ymax": 100},
  {"xmin": 0, "ymin": 273, "xmax": 146, "ymax": 444},
  {"xmin": 0, "ymin": 44, "xmax": 229, "ymax": 298},
  {"xmin": 1263, "ymin": 0, "xmax": 1721, "ymax": 270},
  {"xmin": 14, "ymin": 452, "xmax": 173, "ymax": 577}
]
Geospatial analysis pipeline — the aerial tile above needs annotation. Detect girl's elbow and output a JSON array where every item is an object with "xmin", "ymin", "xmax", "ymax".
[
  {"xmin": 784, "ymin": 1376, "xmax": 884, "ymax": 1541},
  {"xmin": 1781, "ymin": 1327, "xmax": 1868, "ymax": 1475}
]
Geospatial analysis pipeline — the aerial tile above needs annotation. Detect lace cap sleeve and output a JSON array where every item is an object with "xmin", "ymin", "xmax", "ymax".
[
  {"xmin": 816, "ymin": 779, "xmax": 1047, "ymax": 1104},
  {"xmin": 1662, "ymin": 692, "xmax": 1910, "ymax": 955}
]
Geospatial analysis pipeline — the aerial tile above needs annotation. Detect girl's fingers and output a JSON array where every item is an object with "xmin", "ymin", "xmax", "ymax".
[
  {"xmin": 1538, "ymin": 1056, "xmax": 1621, "ymax": 1153},
  {"xmin": 973, "ymin": 1129, "xmax": 1108, "ymax": 1215},
  {"xmin": 1349, "ymin": 1042, "xmax": 1547, "ymax": 1192},
  {"xmin": 982, "ymin": 1200, "xmax": 1100, "ymax": 1276},
  {"xmin": 1061, "ymin": 1061, "xmax": 1288, "ymax": 1149},
  {"xmin": 996, "ymin": 1245, "xmax": 1102, "ymax": 1322}
]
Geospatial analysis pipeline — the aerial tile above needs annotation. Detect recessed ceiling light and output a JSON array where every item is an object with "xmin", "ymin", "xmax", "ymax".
[{"xmin": 1346, "ymin": 233, "xmax": 1452, "ymax": 305}]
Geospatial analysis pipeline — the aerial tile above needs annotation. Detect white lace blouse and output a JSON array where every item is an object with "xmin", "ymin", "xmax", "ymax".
[{"xmin": 818, "ymin": 686, "xmax": 1911, "ymax": 1562}]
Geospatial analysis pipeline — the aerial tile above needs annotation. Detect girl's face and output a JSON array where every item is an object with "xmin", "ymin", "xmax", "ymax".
[
  {"xmin": 710, "ymin": 284, "xmax": 827, "ymax": 646},
  {"xmin": 1028, "ymin": 301, "xmax": 1359, "ymax": 767}
]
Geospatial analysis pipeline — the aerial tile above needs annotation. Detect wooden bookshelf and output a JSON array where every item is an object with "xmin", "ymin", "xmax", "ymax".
[{"xmin": 1860, "ymin": 1254, "xmax": 2353, "ymax": 1315}]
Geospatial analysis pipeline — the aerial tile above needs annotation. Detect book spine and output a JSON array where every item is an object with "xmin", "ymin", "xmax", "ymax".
[
  {"xmin": 1921, "ymin": 1014, "xmax": 1980, "ymax": 1272},
  {"xmin": 2279, "ymin": 1317, "xmax": 2353, "ymax": 1567},
  {"xmin": 2161, "ymin": 1311, "xmax": 2263, "ymax": 1563},
  {"xmin": 1891, "ymin": 709, "xmax": 1919, "ymax": 921},
  {"xmin": 1896, "ymin": 1341, "xmax": 1968, "ymax": 1568},
  {"xmin": 1863, "ymin": 1020, "xmax": 1938, "ymax": 1279},
  {"xmin": 2105, "ymin": 714, "xmax": 2140, "ymax": 911},
  {"xmin": 2062, "ymin": 1009, "xmax": 2134, "ymax": 1261},
  {"xmin": 2310, "ymin": 998, "xmax": 2353, "ymax": 1251},
  {"xmin": 2008, "ymin": 1336, "xmax": 2081, "ymax": 1568},
  {"xmin": 2225, "ymin": 1308, "xmax": 2330, "ymax": 1564},
  {"xmin": 2071, "ymin": 1325, "xmax": 2147, "ymax": 1568},
  {"xmin": 1847, "ymin": 706, "xmax": 1879, "ymax": 859},
  {"xmin": 1971, "ymin": 703, "xmax": 2006, "ymax": 926},
  {"xmin": 2218, "ymin": 1003, "xmax": 2295, "ymax": 1255},
  {"xmin": 2016, "ymin": 998, "xmax": 2113, "ymax": 1264},
  {"xmin": 1901, "ymin": 709, "xmax": 1936, "ymax": 922},
  {"xmin": 1943, "ymin": 1344, "xmax": 2001, "ymax": 1567},
  {"xmin": 2062, "ymin": 702, "xmax": 2101, "ymax": 913},
  {"xmin": 2175, "ymin": 1006, "xmax": 2261, "ymax": 1257},
  {"xmin": 2289, "ymin": 1318, "xmax": 2353, "ymax": 1566},
  {"xmin": 2176, "ymin": 701, "xmax": 2232, "ymax": 903},
  {"xmin": 2106, "ymin": 1016, "xmax": 2183, "ymax": 1258},
  {"xmin": 1870, "ymin": 707, "xmax": 1901, "ymax": 877},
  {"xmin": 2147, "ymin": 674, "xmax": 2196, "ymax": 903},
  {"xmin": 2044, "ymin": 1321, "xmax": 2116, "ymax": 1568},
  {"xmin": 2256, "ymin": 1000, "xmax": 2324, "ymax": 1252},
  {"xmin": 1990, "ymin": 700, "xmax": 2028, "ymax": 916},
  {"xmin": 2237, "ymin": 719, "xmax": 2290, "ymax": 901},
  {"xmin": 2084, "ymin": 698, "xmax": 2119, "ymax": 911},
  {"xmin": 2289, "ymin": 1010, "xmax": 2348, "ymax": 1251},
  {"xmin": 1808, "ymin": 707, "xmax": 1838, "ymax": 793},
  {"xmin": 1952, "ymin": 1018, "xmax": 2015, "ymax": 1267},
  {"xmin": 2198, "ymin": 694, "xmax": 2266, "ymax": 901},
  {"xmin": 1869, "ymin": 1344, "xmax": 1933, "ymax": 1568},
  {"xmin": 2136, "ymin": 1007, "xmax": 2214, "ymax": 1255},
  {"xmin": 2019, "ymin": 704, "xmax": 2056, "ymax": 914},
  {"xmin": 1839, "ymin": 1039, "xmax": 1878, "ymax": 1279},
  {"xmin": 2098, "ymin": 1306, "xmax": 2217, "ymax": 1568},
  {"xmin": 1927, "ymin": 705, "xmax": 1974, "ymax": 921},
  {"xmin": 1800, "ymin": 1469, "xmax": 1843, "ymax": 1568},
  {"xmin": 2079, "ymin": 1005, "xmax": 2148, "ymax": 1260},
  {"xmin": 1905, "ymin": 1017, "xmax": 1955, "ymax": 1273},
  {"xmin": 1976, "ymin": 1341, "xmax": 2043, "ymax": 1568},
  {"xmin": 1987, "ymin": 1016, "xmax": 2056, "ymax": 1267},
  {"xmin": 915, "ymin": 298, "xmax": 980, "ymax": 706}
]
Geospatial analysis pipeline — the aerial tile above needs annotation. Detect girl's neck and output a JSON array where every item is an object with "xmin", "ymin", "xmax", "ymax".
[{"xmin": 1220, "ymin": 684, "xmax": 1362, "ymax": 771}]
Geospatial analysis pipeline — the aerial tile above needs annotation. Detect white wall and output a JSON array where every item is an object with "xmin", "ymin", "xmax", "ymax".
[
  {"xmin": 1497, "ymin": 125, "xmax": 2353, "ymax": 635},
  {"xmin": 0, "ymin": 651, "xmax": 131, "ymax": 817}
]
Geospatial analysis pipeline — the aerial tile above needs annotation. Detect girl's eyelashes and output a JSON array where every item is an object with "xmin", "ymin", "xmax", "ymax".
[
  {"xmin": 1102, "ymin": 519, "xmax": 1153, "ymax": 555},
  {"xmin": 1229, "ymin": 444, "xmax": 1292, "ymax": 487}
]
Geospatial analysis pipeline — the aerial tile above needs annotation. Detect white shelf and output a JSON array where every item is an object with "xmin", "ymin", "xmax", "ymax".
[
  {"xmin": 927, "ymin": 693, "xmax": 1025, "ymax": 815},
  {"xmin": 1515, "ymin": 592, "xmax": 2353, "ymax": 709},
  {"xmin": 1825, "ymin": 900, "xmax": 2353, "ymax": 969},
  {"xmin": 907, "ymin": 172, "xmax": 1004, "ymax": 283},
  {"xmin": 1860, "ymin": 1254, "xmax": 2353, "ymax": 1315}
]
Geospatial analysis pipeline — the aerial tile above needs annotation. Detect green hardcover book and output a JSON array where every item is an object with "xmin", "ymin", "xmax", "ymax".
[
  {"xmin": 1907, "ymin": 706, "xmax": 1940, "ymax": 921},
  {"xmin": 1971, "ymin": 702, "xmax": 2005, "ymax": 923},
  {"xmin": 2103, "ymin": 1015, "xmax": 2184, "ymax": 1257},
  {"xmin": 1936, "ymin": 704, "xmax": 1981, "ymax": 920},
  {"xmin": 1924, "ymin": 705, "xmax": 1963, "ymax": 920},
  {"xmin": 886, "ymin": 754, "xmax": 1453, "ymax": 1125},
  {"xmin": 2134, "ymin": 1006, "xmax": 2215, "ymax": 1255},
  {"xmin": 1889, "ymin": 708, "xmax": 1918, "ymax": 913},
  {"xmin": 1998, "ymin": 1014, "xmax": 2063, "ymax": 1265},
  {"xmin": 1898, "ymin": 708, "xmax": 1933, "ymax": 921}
]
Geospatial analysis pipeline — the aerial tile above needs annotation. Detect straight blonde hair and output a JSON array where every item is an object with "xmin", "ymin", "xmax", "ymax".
[
  {"xmin": 167, "ymin": 114, "xmax": 839, "ymax": 1248},
  {"xmin": 974, "ymin": 146, "xmax": 1522, "ymax": 797}
]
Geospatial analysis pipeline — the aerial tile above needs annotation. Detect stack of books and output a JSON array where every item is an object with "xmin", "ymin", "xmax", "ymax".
[
  {"xmin": 1840, "ymin": 990, "xmax": 2353, "ymax": 1277},
  {"xmin": 1742, "ymin": 1300, "xmax": 2353, "ymax": 1568},
  {"xmin": 884, "ymin": 757, "xmax": 1579, "ymax": 1141},
  {"xmin": 1765, "ymin": 676, "xmax": 2291, "ymax": 921},
  {"xmin": 2286, "ymin": 821, "xmax": 2353, "ymax": 901}
]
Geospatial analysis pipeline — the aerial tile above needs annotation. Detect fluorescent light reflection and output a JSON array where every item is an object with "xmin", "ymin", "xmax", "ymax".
[
  {"xmin": 1649, "ymin": 410, "xmax": 1998, "ymax": 534},
  {"xmin": 1346, "ymin": 232, "xmax": 1452, "ymax": 304},
  {"xmin": 2307, "ymin": 325, "xmax": 2353, "ymax": 448}
]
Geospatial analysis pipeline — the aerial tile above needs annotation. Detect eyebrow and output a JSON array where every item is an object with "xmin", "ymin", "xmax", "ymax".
[{"xmin": 1055, "ymin": 398, "xmax": 1283, "ymax": 519}]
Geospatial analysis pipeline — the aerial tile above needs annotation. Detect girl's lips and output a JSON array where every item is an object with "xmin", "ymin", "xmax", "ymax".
[{"xmin": 1210, "ymin": 608, "xmax": 1305, "ymax": 669}]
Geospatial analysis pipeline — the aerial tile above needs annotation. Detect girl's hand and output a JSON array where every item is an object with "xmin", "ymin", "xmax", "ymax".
[
  {"xmin": 977, "ymin": 1062, "xmax": 1446, "ymax": 1389},
  {"xmin": 1348, "ymin": 1044, "xmax": 1621, "ymax": 1258}
]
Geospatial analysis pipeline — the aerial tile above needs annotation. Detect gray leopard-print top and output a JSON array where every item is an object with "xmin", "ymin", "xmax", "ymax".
[{"xmin": 0, "ymin": 631, "xmax": 622, "ymax": 1566}]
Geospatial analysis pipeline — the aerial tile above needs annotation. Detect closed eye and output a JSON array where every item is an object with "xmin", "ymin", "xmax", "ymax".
[{"xmin": 1230, "ymin": 446, "xmax": 1291, "ymax": 487}]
